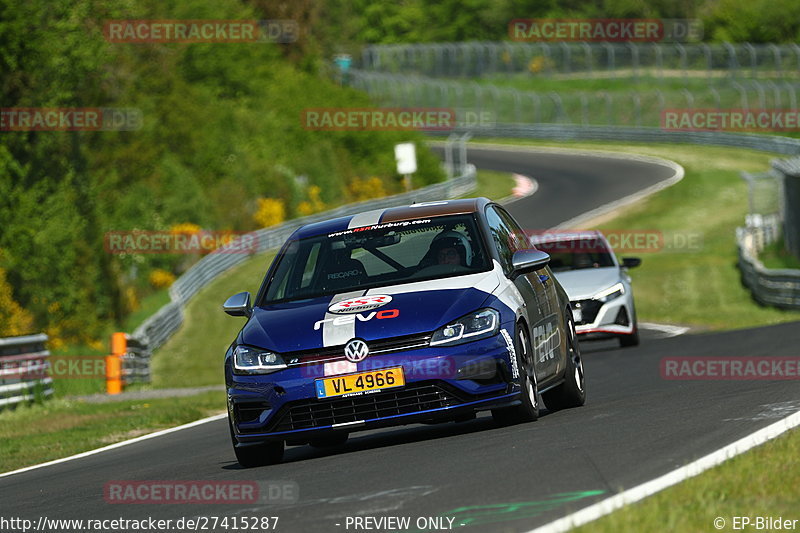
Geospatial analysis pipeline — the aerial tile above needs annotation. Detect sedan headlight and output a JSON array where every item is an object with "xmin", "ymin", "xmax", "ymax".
[
  {"xmin": 430, "ymin": 308, "xmax": 500, "ymax": 346},
  {"xmin": 593, "ymin": 282, "xmax": 625, "ymax": 303},
  {"xmin": 232, "ymin": 345, "xmax": 287, "ymax": 374}
]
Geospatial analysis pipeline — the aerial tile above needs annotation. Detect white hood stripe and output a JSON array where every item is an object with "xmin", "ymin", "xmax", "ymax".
[{"xmin": 322, "ymin": 290, "xmax": 367, "ymax": 348}]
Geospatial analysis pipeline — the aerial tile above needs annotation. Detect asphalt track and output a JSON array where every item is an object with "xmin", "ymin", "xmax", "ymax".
[{"xmin": 3, "ymin": 146, "xmax": 799, "ymax": 533}]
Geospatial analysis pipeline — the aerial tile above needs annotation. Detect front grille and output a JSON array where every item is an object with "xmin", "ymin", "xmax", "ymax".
[
  {"xmin": 269, "ymin": 383, "xmax": 462, "ymax": 432},
  {"xmin": 284, "ymin": 332, "xmax": 432, "ymax": 366},
  {"xmin": 572, "ymin": 299, "xmax": 603, "ymax": 325}
]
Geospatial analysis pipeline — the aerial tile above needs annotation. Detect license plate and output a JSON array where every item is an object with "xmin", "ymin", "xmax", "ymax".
[
  {"xmin": 315, "ymin": 367, "xmax": 405, "ymax": 399},
  {"xmin": 572, "ymin": 307, "xmax": 582, "ymax": 323}
]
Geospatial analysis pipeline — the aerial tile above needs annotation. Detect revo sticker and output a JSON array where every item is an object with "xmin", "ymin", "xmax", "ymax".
[
  {"xmin": 314, "ymin": 309, "xmax": 400, "ymax": 330},
  {"xmin": 328, "ymin": 294, "xmax": 392, "ymax": 314}
]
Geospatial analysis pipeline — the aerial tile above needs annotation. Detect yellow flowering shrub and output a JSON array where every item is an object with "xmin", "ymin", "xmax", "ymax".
[
  {"xmin": 149, "ymin": 269, "xmax": 176, "ymax": 289},
  {"xmin": 348, "ymin": 176, "xmax": 386, "ymax": 202},
  {"xmin": 254, "ymin": 198, "xmax": 286, "ymax": 227}
]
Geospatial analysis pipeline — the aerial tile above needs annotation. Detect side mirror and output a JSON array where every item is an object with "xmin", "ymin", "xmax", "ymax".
[
  {"xmin": 622, "ymin": 257, "xmax": 642, "ymax": 269},
  {"xmin": 510, "ymin": 249, "xmax": 550, "ymax": 279},
  {"xmin": 223, "ymin": 292, "xmax": 252, "ymax": 317}
]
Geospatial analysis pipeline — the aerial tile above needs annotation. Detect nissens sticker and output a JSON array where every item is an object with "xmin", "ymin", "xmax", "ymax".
[{"xmin": 328, "ymin": 295, "xmax": 393, "ymax": 314}]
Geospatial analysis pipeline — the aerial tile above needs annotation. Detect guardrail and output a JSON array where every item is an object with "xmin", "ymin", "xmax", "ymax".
[
  {"xmin": 130, "ymin": 166, "xmax": 477, "ymax": 357},
  {"xmin": 0, "ymin": 334, "xmax": 54, "ymax": 409},
  {"xmin": 119, "ymin": 334, "xmax": 150, "ymax": 385},
  {"xmin": 737, "ymin": 227, "xmax": 800, "ymax": 308}
]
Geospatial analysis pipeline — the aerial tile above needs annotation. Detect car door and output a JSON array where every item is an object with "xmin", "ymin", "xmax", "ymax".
[
  {"xmin": 485, "ymin": 206, "xmax": 556, "ymax": 381},
  {"xmin": 494, "ymin": 206, "xmax": 563, "ymax": 378}
]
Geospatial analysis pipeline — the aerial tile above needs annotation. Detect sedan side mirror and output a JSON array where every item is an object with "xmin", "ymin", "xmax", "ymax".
[
  {"xmin": 223, "ymin": 291, "xmax": 252, "ymax": 317},
  {"xmin": 621, "ymin": 257, "xmax": 642, "ymax": 269},
  {"xmin": 510, "ymin": 249, "xmax": 550, "ymax": 279}
]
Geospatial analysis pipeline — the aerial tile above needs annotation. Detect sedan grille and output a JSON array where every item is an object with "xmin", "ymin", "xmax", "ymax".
[
  {"xmin": 269, "ymin": 383, "xmax": 462, "ymax": 432},
  {"xmin": 572, "ymin": 299, "xmax": 603, "ymax": 325}
]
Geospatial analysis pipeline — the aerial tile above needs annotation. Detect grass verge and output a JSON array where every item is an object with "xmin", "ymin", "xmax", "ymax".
[
  {"xmin": 469, "ymin": 169, "xmax": 517, "ymax": 200},
  {"xmin": 0, "ymin": 391, "xmax": 224, "ymax": 473},
  {"xmin": 571, "ymin": 426, "xmax": 800, "ymax": 533}
]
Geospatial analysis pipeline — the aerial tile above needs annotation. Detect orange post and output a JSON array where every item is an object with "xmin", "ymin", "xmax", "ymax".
[
  {"xmin": 105, "ymin": 355, "xmax": 122, "ymax": 394},
  {"xmin": 107, "ymin": 332, "xmax": 127, "ymax": 395}
]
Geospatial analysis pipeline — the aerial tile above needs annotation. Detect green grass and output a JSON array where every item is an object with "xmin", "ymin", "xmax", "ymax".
[
  {"xmin": 469, "ymin": 169, "xmax": 517, "ymax": 200},
  {"xmin": 0, "ymin": 391, "xmax": 225, "ymax": 473},
  {"xmin": 150, "ymin": 253, "xmax": 275, "ymax": 388},
  {"xmin": 760, "ymin": 239, "xmax": 800, "ymax": 270},
  {"xmin": 572, "ymin": 427, "xmax": 800, "ymax": 533},
  {"xmin": 473, "ymin": 137, "xmax": 800, "ymax": 330},
  {"xmin": 122, "ymin": 288, "xmax": 172, "ymax": 332}
]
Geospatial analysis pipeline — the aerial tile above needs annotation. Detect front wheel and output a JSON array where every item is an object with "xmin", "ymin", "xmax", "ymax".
[
  {"xmin": 229, "ymin": 415, "xmax": 284, "ymax": 468},
  {"xmin": 543, "ymin": 311, "xmax": 586, "ymax": 411},
  {"xmin": 492, "ymin": 324, "xmax": 539, "ymax": 425}
]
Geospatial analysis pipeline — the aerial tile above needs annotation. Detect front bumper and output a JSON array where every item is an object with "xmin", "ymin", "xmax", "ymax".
[
  {"xmin": 572, "ymin": 295, "xmax": 635, "ymax": 337},
  {"xmin": 226, "ymin": 331, "xmax": 520, "ymax": 444}
]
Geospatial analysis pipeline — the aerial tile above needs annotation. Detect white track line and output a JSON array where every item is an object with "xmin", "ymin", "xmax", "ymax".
[
  {"xmin": 526, "ymin": 410, "xmax": 800, "ymax": 533},
  {"xmin": 0, "ymin": 413, "xmax": 227, "ymax": 479},
  {"xmin": 639, "ymin": 322, "xmax": 690, "ymax": 338}
]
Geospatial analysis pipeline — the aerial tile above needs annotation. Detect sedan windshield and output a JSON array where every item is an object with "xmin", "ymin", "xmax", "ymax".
[
  {"xmin": 262, "ymin": 214, "xmax": 490, "ymax": 303},
  {"xmin": 534, "ymin": 238, "xmax": 615, "ymax": 272}
]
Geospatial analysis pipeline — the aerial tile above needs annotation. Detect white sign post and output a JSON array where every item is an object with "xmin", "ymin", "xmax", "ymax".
[{"xmin": 395, "ymin": 142, "xmax": 417, "ymax": 192}]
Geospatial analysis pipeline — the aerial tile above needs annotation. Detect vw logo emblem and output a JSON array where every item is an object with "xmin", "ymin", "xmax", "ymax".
[{"xmin": 344, "ymin": 339, "xmax": 369, "ymax": 363}]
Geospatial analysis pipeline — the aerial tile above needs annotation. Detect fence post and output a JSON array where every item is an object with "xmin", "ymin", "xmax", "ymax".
[{"xmin": 107, "ymin": 332, "xmax": 126, "ymax": 394}]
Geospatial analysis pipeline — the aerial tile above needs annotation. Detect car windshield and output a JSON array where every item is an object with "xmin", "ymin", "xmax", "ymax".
[
  {"xmin": 262, "ymin": 214, "xmax": 490, "ymax": 303},
  {"xmin": 534, "ymin": 238, "xmax": 615, "ymax": 272}
]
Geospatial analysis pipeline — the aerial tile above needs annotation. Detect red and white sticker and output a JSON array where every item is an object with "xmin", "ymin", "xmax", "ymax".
[{"xmin": 328, "ymin": 295, "xmax": 393, "ymax": 314}]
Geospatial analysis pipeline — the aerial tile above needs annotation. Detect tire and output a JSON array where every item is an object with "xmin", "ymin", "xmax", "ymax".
[
  {"xmin": 492, "ymin": 324, "xmax": 539, "ymax": 425},
  {"xmin": 619, "ymin": 322, "xmax": 640, "ymax": 347},
  {"xmin": 229, "ymin": 415, "xmax": 284, "ymax": 467},
  {"xmin": 543, "ymin": 311, "xmax": 586, "ymax": 411},
  {"xmin": 309, "ymin": 431, "xmax": 349, "ymax": 448},
  {"xmin": 619, "ymin": 304, "xmax": 640, "ymax": 347}
]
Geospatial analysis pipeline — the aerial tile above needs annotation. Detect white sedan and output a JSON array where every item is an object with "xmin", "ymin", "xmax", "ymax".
[{"xmin": 529, "ymin": 230, "xmax": 641, "ymax": 347}]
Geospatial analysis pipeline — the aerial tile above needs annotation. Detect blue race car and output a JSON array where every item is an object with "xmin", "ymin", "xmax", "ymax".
[{"xmin": 223, "ymin": 197, "xmax": 585, "ymax": 467}]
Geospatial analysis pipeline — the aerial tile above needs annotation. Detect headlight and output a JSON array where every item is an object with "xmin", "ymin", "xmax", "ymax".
[
  {"xmin": 232, "ymin": 345, "xmax": 287, "ymax": 374},
  {"xmin": 593, "ymin": 282, "xmax": 625, "ymax": 303},
  {"xmin": 430, "ymin": 308, "xmax": 500, "ymax": 346}
]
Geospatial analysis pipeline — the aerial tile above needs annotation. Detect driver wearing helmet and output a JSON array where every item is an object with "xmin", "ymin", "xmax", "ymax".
[{"xmin": 427, "ymin": 230, "xmax": 473, "ymax": 268}]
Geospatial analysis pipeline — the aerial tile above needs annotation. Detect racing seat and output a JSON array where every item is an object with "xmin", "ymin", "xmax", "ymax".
[{"xmin": 321, "ymin": 252, "xmax": 367, "ymax": 292}]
